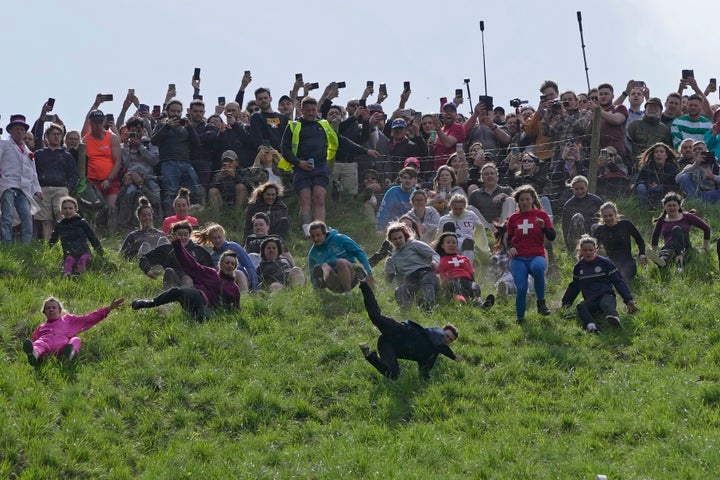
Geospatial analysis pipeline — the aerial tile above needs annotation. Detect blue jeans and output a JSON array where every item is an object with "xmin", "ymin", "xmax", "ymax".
[
  {"xmin": 160, "ymin": 161, "xmax": 201, "ymax": 212},
  {"xmin": 676, "ymin": 173, "xmax": 720, "ymax": 203},
  {"xmin": 0, "ymin": 188, "xmax": 33, "ymax": 243},
  {"xmin": 510, "ymin": 255, "xmax": 547, "ymax": 319}
]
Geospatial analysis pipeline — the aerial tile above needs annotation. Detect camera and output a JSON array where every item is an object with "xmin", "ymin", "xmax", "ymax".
[
  {"xmin": 509, "ymin": 98, "xmax": 528, "ymax": 109},
  {"xmin": 550, "ymin": 99, "xmax": 563, "ymax": 113},
  {"xmin": 702, "ymin": 150, "xmax": 716, "ymax": 164}
]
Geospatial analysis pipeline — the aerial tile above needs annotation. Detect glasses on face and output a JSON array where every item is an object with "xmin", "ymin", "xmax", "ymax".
[{"xmin": 522, "ymin": 158, "xmax": 534, "ymax": 163}]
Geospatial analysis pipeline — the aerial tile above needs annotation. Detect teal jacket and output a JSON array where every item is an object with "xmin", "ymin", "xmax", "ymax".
[{"xmin": 308, "ymin": 228, "xmax": 372, "ymax": 286}]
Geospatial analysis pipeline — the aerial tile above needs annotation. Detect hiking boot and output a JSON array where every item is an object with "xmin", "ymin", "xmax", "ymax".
[
  {"xmin": 312, "ymin": 265, "xmax": 326, "ymax": 288},
  {"xmin": 352, "ymin": 263, "xmax": 367, "ymax": 282},
  {"xmin": 537, "ymin": 299, "xmax": 551, "ymax": 316},
  {"xmin": 586, "ymin": 322, "xmax": 599, "ymax": 334},
  {"xmin": 132, "ymin": 299, "xmax": 155, "ymax": 310},
  {"xmin": 606, "ymin": 315, "xmax": 622, "ymax": 328},
  {"xmin": 60, "ymin": 344, "xmax": 75, "ymax": 361},
  {"xmin": 358, "ymin": 342, "xmax": 371, "ymax": 357},
  {"xmin": 645, "ymin": 249, "xmax": 666, "ymax": 267},
  {"xmin": 23, "ymin": 339, "xmax": 38, "ymax": 366}
]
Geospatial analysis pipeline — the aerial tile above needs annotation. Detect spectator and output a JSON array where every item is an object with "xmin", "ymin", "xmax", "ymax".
[
  {"xmin": 207, "ymin": 150, "xmax": 247, "ymax": 214},
  {"xmin": 613, "ymin": 80, "xmax": 648, "ymax": 126},
  {"xmin": 376, "ymin": 166, "xmax": 416, "ymax": 231},
  {"xmin": 34, "ymin": 123, "xmax": 78, "ymax": 241},
  {"xmin": 588, "ymin": 83, "xmax": 628, "ymax": 160},
  {"xmin": 249, "ymin": 87, "xmax": 289, "ymax": 151},
  {"xmin": 307, "ymin": 221, "xmax": 372, "ymax": 294},
  {"xmin": 161, "ymin": 188, "xmax": 198, "ymax": 234},
  {"xmin": 404, "ymin": 188, "xmax": 441, "ymax": 244},
  {"xmin": 360, "ymin": 104, "xmax": 390, "ymax": 183},
  {"xmin": 468, "ymin": 163, "xmax": 516, "ymax": 226},
  {"xmin": 675, "ymin": 141, "xmax": 720, "ymax": 202},
  {"xmin": 84, "ymin": 109, "xmax": 122, "ymax": 230},
  {"xmin": 433, "ymin": 102, "xmax": 466, "ymax": 170},
  {"xmin": 634, "ymin": 142, "xmax": 679, "ymax": 208},
  {"xmin": 243, "ymin": 182, "xmax": 290, "ymax": 242},
  {"xmin": 508, "ymin": 152, "xmax": 552, "ymax": 214},
  {"xmin": 115, "ymin": 165, "xmax": 161, "ymax": 231},
  {"xmin": 281, "ymin": 97, "xmax": 378, "ymax": 237},
  {"xmin": 464, "ymin": 102, "xmax": 511, "ymax": 158},
  {"xmin": 0, "ymin": 114, "xmax": 44, "ymax": 243},
  {"xmin": 542, "ymin": 90, "xmax": 591, "ymax": 160},
  {"xmin": 661, "ymin": 92, "xmax": 683, "ymax": 126},
  {"xmin": 187, "ymin": 98, "xmax": 220, "ymax": 202},
  {"xmin": 151, "ymin": 98, "xmax": 202, "ymax": 213},
  {"xmin": 677, "ymin": 138, "xmax": 695, "ymax": 168},
  {"xmin": 428, "ymin": 165, "xmax": 465, "ymax": 215},
  {"xmin": 523, "ymin": 80, "xmax": 560, "ymax": 162},
  {"xmin": 704, "ymin": 110, "xmax": 720, "ymax": 160},
  {"xmin": 670, "ymin": 94, "xmax": 712, "ymax": 149},
  {"xmin": 249, "ymin": 145, "xmax": 286, "ymax": 190},
  {"xmin": 256, "ymin": 237, "xmax": 305, "ymax": 292},
  {"xmin": 385, "ymin": 118, "xmax": 427, "ymax": 182},
  {"xmin": 118, "ymin": 196, "xmax": 167, "ymax": 260},
  {"xmin": 627, "ymin": 97, "xmax": 672, "ymax": 158},
  {"xmin": 595, "ymin": 146, "xmax": 630, "ymax": 200},
  {"xmin": 438, "ymin": 193, "xmax": 492, "ymax": 261}
]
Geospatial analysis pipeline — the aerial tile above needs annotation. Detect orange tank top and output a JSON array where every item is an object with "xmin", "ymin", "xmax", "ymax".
[{"xmin": 85, "ymin": 131, "xmax": 114, "ymax": 180}]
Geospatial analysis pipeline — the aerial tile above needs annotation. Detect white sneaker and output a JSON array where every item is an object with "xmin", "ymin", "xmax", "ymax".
[
  {"xmin": 586, "ymin": 322, "xmax": 598, "ymax": 333},
  {"xmin": 605, "ymin": 315, "xmax": 622, "ymax": 328},
  {"xmin": 645, "ymin": 249, "xmax": 666, "ymax": 267}
]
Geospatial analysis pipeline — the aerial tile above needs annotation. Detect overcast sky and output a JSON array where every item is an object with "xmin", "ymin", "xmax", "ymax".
[{"xmin": 1, "ymin": 0, "xmax": 718, "ymax": 132}]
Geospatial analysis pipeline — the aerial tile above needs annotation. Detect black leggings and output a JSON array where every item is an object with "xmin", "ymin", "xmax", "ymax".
[
  {"xmin": 360, "ymin": 281, "xmax": 405, "ymax": 379},
  {"xmin": 154, "ymin": 287, "xmax": 212, "ymax": 321}
]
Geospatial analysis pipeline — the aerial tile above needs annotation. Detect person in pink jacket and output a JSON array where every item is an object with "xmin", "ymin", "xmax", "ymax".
[{"xmin": 23, "ymin": 297, "xmax": 125, "ymax": 366}]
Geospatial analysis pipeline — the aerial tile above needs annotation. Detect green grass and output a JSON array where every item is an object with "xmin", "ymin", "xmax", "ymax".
[{"xmin": 3, "ymin": 197, "xmax": 720, "ymax": 479}]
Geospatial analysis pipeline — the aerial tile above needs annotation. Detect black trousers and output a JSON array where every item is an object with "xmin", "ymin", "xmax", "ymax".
[
  {"xmin": 154, "ymin": 287, "xmax": 212, "ymax": 321},
  {"xmin": 360, "ymin": 281, "xmax": 406, "ymax": 380},
  {"xmin": 576, "ymin": 293, "xmax": 618, "ymax": 328}
]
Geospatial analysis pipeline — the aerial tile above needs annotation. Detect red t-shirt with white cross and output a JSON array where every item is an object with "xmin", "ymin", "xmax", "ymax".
[
  {"xmin": 507, "ymin": 209, "xmax": 552, "ymax": 257},
  {"xmin": 436, "ymin": 254, "xmax": 475, "ymax": 281}
]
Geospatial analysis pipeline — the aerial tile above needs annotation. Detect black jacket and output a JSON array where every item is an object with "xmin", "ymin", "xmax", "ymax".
[
  {"xmin": 139, "ymin": 241, "xmax": 212, "ymax": 274},
  {"xmin": 49, "ymin": 215, "xmax": 103, "ymax": 257}
]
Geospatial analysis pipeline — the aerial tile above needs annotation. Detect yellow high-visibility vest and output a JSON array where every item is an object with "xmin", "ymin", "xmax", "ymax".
[{"xmin": 278, "ymin": 119, "xmax": 339, "ymax": 172}]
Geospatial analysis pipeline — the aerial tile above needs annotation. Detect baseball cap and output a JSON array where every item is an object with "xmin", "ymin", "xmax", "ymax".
[
  {"xmin": 404, "ymin": 157, "xmax": 421, "ymax": 169},
  {"xmin": 391, "ymin": 118, "xmax": 407, "ymax": 129},
  {"xmin": 645, "ymin": 97, "xmax": 662, "ymax": 108},
  {"xmin": 442, "ymin": 102, "xmax": 458, "ymax": 111},
  {"xmin": 88, "ymin": 110, "xmax": 105, "ymax": 122},
  {"xmin": 222, "ymin": 150, "xmax": 238, "ymax": 161}
]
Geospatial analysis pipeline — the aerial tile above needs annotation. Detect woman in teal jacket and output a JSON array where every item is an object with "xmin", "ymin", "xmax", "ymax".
[{"xmin": 308, "ymin": 221, "xmax": 373, "ymax": 293}]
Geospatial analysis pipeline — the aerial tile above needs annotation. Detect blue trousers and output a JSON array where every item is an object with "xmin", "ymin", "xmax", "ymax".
[
  {"xmin": 0, "ymin": 188, "xmax": 33, "ymax": 243},
  {"xmin": 510, "ymin": 255, "xmax": 547, "ymax": 319}
]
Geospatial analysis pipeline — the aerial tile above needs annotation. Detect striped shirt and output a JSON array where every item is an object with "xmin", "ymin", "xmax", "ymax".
[{"xmin": 670, "ymin": 115, "xmax": 713, "ymax": 148}]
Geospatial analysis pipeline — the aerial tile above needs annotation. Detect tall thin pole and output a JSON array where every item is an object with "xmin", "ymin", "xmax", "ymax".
[
  {"xmin": 479, "ymin": 21, "xmax": 488, "ymax": 97},
  {"xmin": 576, "ymin": 11, "xmax": 591, "ymax": 92},
  {"xmin": 464, "ymin": 80, "xmax": 473, "ymax": 115}
]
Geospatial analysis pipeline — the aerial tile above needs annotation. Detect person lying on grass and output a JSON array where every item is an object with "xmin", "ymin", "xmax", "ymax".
[
  {"xmin": 560, "ymin": 235, "xmax": 639, "ymax": 334},
  {"xmin": 357, "ymin": 280, "xmax": 462, "ymax": 380},
  {"xmin": 23, "ymin": 297, "xmax": 124, "ymax": 366},
  {"xmin": 131, "ymin": 233, "xmax": 240, "ymax": 321}
]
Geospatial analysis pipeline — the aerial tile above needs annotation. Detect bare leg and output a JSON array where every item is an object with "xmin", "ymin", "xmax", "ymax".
[{"xmin": 312, "ymin": 185, "xmax": 327, "ymax": 222}]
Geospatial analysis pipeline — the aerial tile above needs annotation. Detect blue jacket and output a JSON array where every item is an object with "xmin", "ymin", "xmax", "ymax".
[
  {"xmin": 308, "ymin": 228, "xmax": 371, "ymax": 286},
  {"xmin": 376, "ymin": 185, "xmax": 414, "ymax": 231},
  {"xmin": 704, "ymin": 130, "xmax": 720, "ymax": 162},
  {"xmin": 210, "ymin": 240, "xmax": 259, "ymax": 291}
]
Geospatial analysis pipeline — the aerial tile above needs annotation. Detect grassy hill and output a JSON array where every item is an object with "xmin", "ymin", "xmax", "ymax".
[{"xmin": 2, "ymin": 197, "xmax": 720, "ymax": 479}]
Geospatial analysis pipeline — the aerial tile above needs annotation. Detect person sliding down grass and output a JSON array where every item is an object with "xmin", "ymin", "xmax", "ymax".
[
  {"xmin": 434, "ymin": 231, "xmax": 494, "ymax": 308},
  {"xmin": 357, "ymin": 280, "xmax": 462, "ymax": 380},
  {"xmin": 561, "ymin": 235, "xmax": 638, "ymax": 334},
  {"xmin": 23, "ymin": 297, "xmax": 124, "ymax": 366}
]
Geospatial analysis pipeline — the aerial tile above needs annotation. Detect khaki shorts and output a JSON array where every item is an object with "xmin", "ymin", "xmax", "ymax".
[{"xmin": 35, "ymin": 186, "xmax": 69, "ymax": 221}]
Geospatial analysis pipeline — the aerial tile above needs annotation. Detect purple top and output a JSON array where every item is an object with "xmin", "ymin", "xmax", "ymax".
[{"xmin": 650, "ymin": 212, "xmax": 711, "ymax": 247}]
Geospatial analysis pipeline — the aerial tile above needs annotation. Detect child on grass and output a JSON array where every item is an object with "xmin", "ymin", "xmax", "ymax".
[
  {"xmin": 434, "ymin": 232, "xmax": 494, "ymax": 308},
  {"xmin": 560, "ymin": 235, "xmax": 639, "ymax": 333},
  {"xmin": 438, "ymin": 193, "xmax": 493, "ymax": 261},
  {"xmin": 49, "ymin": 196, "xmax": 104, "ymax": 277},
  {"xmin": 23, "ymin": 297, "xmax": 124, "ymax": 365}
]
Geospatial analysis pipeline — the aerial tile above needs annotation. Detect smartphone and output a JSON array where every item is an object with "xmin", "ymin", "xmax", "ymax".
[
  {"xmin": 152, "ymin": 105, "xmax": 161, "ymax": 116},
  {"xmin": 682, "ymin": 69, "xmax": 694, "ymax": 79},
  {"xmin": 403, "ymin": 81, "xmax": 411, "ymax": 91},
  {"xmin": 193, "ymin": 68, "xmax": 201, "ymax": 81},
  {"xmin": 218, "ymin": 96, "xmax": 226, "ymax": 105},
  {"xmin": 379, "ymin": 83, "xmax": 387, "ymax": 95},
  {"xmin": 47, "ymin": 97, "xmax": 55, "ymax": 110},
  {"xmin": 262, "ymin": 140, "xmax": 271, "ymax": 148},
  {"xmin": 336, "ymin": 81, "xmax": 346, "ymax": 89},
  {"xmin": 539, "ymin": 94, "xmax": 548, "ymax": 102},
  {"xmin": 400, "ymin": 109, "xmax": 412, "ymax": 117},
  {"xmin": 711, "ymin": 78, "xmax": 717, "ymax": 88},
  {"xmin": 366, "ymin": 80, "xmax": 374, "ymax": 88},
  {"xmin": 455, "ymin": 89, "xmax": 463, "ymax": 98},
  {"xmin": 308, "ymin": 82, "xmax": 319, "ymax": 89},
  {"xmin": 440, "ymin": 97, "xmax": 448, "ymax": 108},
  {"xmin": 128, "ymin": 88, "xmax": 135, "ymax": 96},
  {"xmin": 168, "ymin": 83, "xmax": 176, "ymax": 91},
  {"xmin": 197, "ymin": 95, "xmax": 203, "ymax": 101},
  {"xmin": 44, "ymin": 114, "xmax": 56, "ymax": 123},
  {"xmin": 600, "ymin": 148, "xmax": 608, "ymax": 159},
  {"xmin": 456, "ymin": 143, "xmax": 464, "ymax": 154},
  {"xmin": 244, "ymin": 70, "xmax": 251, "ymax": 76},
  {"xmin": 105, "ymin": 114, "xmax": 115, "ymax": 123},
  {"xmin": 139, "ymin": 104, "xmax": 150, "ymax": 113},
  {"xmin": 633, "ymin": 81, "xmax": 645, "ymax": 88},
  {"xmin": 412, "ymin": 111, "xmax": 422, "ymax": 123},
  {"xmin": 101, "ymin": 94, "xmax": 114, "ymax": 102},
  {"xmin": 511, "ymin": 146, "xmax": 520, "ymax": 156},
  {"xmin": 358, "ymin": 98, "xmax": 367, "ymax": 108},
  {"xmin": 295, "ymin": 73, "xmax": 303, "ymax": 81},
  {"xmin": 478, "ymin": 95, "xmax": 494, "ymax": 110}
]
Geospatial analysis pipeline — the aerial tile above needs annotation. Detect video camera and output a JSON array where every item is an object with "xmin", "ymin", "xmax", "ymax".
[{"xmin": 509, "ymin": 98, "xmax": 528, "ymax": 109}]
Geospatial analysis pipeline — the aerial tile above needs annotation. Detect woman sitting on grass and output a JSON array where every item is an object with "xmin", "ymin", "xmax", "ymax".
[
  {"xmin": 561, "ymin": 235, "xmax": 639, "ymax": 333},
  {"xmin": 647, "ymin": 192, "xmax": 711, "ymax": 272},
  {"xmin": 23, "ymin": 297, "xmax": 124, "ymax": 366},
  {"xmin": 132, "ymin": 233, "xmax": 240, "ymax": 321},
  {"xmin": 161, "ymin": 188, "xmax": 198, "ymax": 234},
  {"xmin": 434, "ymin": 231, "xmax": 494, "ymax": 308},
  {"xmin": 194, "ymin": 223, "xmax": 258, "ymax": 293},
  {"xmin": 119, "ymin": 196, "xmax": 167, "ymax": 260},
  {"xmin": 256, "ymin": 237, "xmax": 305, "ymax": 292},
  {"xmin": 49, "ymin": 196, "xmax": 104, "ymax": 278}
]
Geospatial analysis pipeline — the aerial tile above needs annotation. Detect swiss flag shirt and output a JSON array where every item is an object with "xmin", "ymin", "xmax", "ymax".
[{"xmin": 507, "ymin": 209, "xmax": 552, "ymax": 257}]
